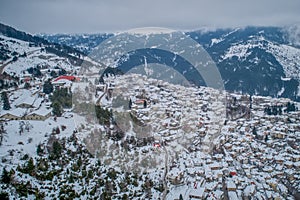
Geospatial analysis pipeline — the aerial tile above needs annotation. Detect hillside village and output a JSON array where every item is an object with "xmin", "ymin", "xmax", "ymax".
[
  {"xmin": 0, "ymin": 35, "xmax": 300, "ymax": 199},
  {"xmin": 92, "ymin": 74, "xmax": 300, "ymax": 200}
]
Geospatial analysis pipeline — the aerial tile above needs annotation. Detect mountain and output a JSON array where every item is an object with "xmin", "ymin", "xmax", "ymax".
[
  {"xmin": 39, "ymin": 33, "xmax": 113, "ymax": 55},
  {"xmin": 188, "ymin": 27, "xmax": 300, "ymax": 101},
  {"xmin": 41, "ymin": 26, "xmax": 300, "ymax": 101},
  {"xmin": 0, "ymin": 23, "xmax": 106, "ymax": 88},
  {"xmin": 0, "ymin": 22, "xmax": 86, "ymax": 66}
]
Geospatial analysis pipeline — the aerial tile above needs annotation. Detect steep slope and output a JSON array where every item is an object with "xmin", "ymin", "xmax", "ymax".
[
  {"xmin": 0, "ymin": 35, "xmax": 75, "ymax": 76},
  {"xmin": 188, "ymin": 27, "xmax": 300, "ymax": 101},
  {"xmin": 0, "ymin": 22, "xmax": 86, "ymax": 66}
]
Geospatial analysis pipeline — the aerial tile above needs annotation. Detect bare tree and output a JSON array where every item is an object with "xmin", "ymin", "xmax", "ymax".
[{"xmin": 19, "ymin": 121, "xmax": 25, "ymax": 135}]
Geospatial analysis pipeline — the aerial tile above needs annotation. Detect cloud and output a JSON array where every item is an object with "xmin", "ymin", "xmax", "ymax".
[
  {"xmin": 0, "ymin": 0, "xmax": 300, "ymax": 33},
  {"xmin": 285, "ymin": 23, "xmax": 300, "ymax": 47}
]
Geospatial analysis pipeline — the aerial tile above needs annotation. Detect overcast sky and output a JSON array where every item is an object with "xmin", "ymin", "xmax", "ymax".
[{"xmin": 0, "ymin": 0, "xmax": 299, "ymax": 34}]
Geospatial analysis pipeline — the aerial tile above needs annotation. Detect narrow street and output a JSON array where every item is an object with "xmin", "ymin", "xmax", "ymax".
[{"xmin": 96, "ymin": 83, "xmax": 108, "ymax": 106}]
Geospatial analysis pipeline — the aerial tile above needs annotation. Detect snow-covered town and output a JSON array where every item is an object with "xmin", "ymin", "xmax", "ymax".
[
  {"xmin": 86, "ymin": 74, "xmax": 300, "ymax": 200},
  {"xmin": 0, "ymin": 24, "xmax": 300, "ymax": 200}
]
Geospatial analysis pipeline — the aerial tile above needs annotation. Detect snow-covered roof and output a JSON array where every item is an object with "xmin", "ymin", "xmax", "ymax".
[
  {"xmin": 189, "ymin": 187, "xmax": 205, "ymax": 197},
  {"xmin": 13, "ymin": 89, "xmax": 36, "ymax": 107},
  {"xmin": 28, "ymin": 106, "xmax": 51, "ymax": 117},
  {"xmin": 228, "ymin": 191, "xmax": 239, "ymax": 200},
  {"xmin": 52, "ymin": 79, "xmax": 72, "ymax": 87},
  {"xmin": 0, "ymin": 107, "xmax": 26, "ymax": 117}
]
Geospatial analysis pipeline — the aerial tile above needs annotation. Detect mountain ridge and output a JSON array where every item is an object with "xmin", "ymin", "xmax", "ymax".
[
  {"xmin": 2, "ymin": 23, "xmax": 300, "ymax": 101},
  {"xmin": 0, "ymin": 22, "xmax": 86, "ymax": 66}
]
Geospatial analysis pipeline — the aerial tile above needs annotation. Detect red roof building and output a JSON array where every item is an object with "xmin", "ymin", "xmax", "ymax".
[
  {"xmin": 230, "ymin": 171, "xmax": 237, "ymax": 176},
  {"xmin": 53, "ymin": 76, "xmax": 79, "ymax": 82}
]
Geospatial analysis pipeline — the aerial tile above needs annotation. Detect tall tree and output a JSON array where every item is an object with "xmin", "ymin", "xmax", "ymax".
[
  {"xmin": 252, "ymin": 127, "xmax": 257, "ymax": 136},
  {"xmin": 24, "ymin": 82, "xmax": 31, "ymax": 89},
  {"xmin": 129, "ymin": 98, "xmax": 132, "ymax": 109},
  {"xmin": 1, "ymin": 92, "xmax": 11, "ymax": 110},
  {"xmin": 52, "ymin": 141, "xmax": 62, "ymax": 159},
  {"xmin": 1, "ymin": 167, "xmax": 11, "ymax": 184},
  {"xmin": 179, "ymin": 194, "xmax": 183, "ymax": 200},
  {"xmin": 50, "ymin": 70, "xmax": 57, "ymax": 78},
  {"xmin": 52, "ymin": 102, "xmax": 62, "ymax": 117},
  {"xmin": 0, "ymin": 123, "xmax": 6, "ymax": 146},
  {"xmin": 286, "ymin": 102, "xmax": 296, "ymax": 113},
  {"xmin": 43, "ymin": 80, "xmax": 53, "ymax": 94},
  {"xmin": 36, "ymin": 144, "xmax": 43, "ymax": 156},
  {"xmin": 26, "ymin": 158, "xmax": 35, "ymax": 175}
]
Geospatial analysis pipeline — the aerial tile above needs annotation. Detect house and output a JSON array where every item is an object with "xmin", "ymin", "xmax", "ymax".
[
  {"xmin": 229, "ymin": 171, "xmax": 237, "ymax": 177},
  {"xmin": 189, "ymin": 187, "xmax": 205, "ymax": 199},
  {"xmin": 228, "ymin": 191, "xmax": 239, "ymax": 200},
  {"xmin": 53, "ymin": 75, "xmax": 79, "ymax": 82},
  {"xmin": 134, "ymin": 99, "xmax": 147, "ymax": 109},
  {"xmin": 25, "ymin": 107, "xmax": 51, "ymax": 121},
  {"xmin": 16, "ymin": 102, "xmax": 34, "ymax": 109},
  {"xmin": 0, "ymin": 112, "xmax": 22, "ymax": 120},
  {"xmin": 52, "ymin": 79, "xmax": 72, "ymax": 88},
  {"xmin": 210, "ymin": 162, "xmax": 221, "ymax": 170},
  {"xmin": 273, "ymin": 131, "xmax": 286, "ymax": 139},
  {"xmin": 16, "ymin": 99, "xmax": 33, "ymax": 108},
  {"xmin": 227, "ymin": 181, "xmax": 236, "ymax": 191},
  {"xmin": 14, "ymin": 90, "xmax": 37, "ymax": 109},
  {"xmin": 52, "ymin": 75, "xmax": 79, "ymax": 88},
  {"xmin": 0, "ymin": 108, "xmax": 26, "ymax": 120},
  {"xmin": 168, "ymin": 168, "xmax": 184, "ymax": 185},
  {"xmin": 243, "ymin": 185, "xmax": 256, "ymax": 197},
  {"xmin": 20, "ymin": 72, "xmax": 32, "ymax": 82}
]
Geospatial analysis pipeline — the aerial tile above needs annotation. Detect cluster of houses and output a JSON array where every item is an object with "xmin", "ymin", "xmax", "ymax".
[
  {"xmin": 100, "ymin": 74, "xmax": 299, "ymax": 200},
  {"xmin": 0, "ymin": 88, "xmax": 51, "ymax": 121},
  {"xmin": 0, "ymin": 75, "xmax": 79, "ymax": 122},
  {"xmin": 166, "ymin": 95, "xmax": 300, "ymax": 200}
]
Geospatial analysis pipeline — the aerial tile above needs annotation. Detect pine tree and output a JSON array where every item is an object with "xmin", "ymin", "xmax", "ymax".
[
  {"xmin": 43, "ymin": 80, "xmax": 53, "ymax": 94},
  {"xmin": 24, "ymin": 82, "xmax": 31, "ymax": 89},
  {"xmin": 1, "ymin": 167, "xmax": 11, "ymax": 184},
  {"xmin": 1, "ymin": 92, "xmax": 11, "ymax": 110},
  {"xmin": 50, "ymin": 71, "xmax": 57, "ymax": 78},
  {"xmin": 265, "ymin": 135, "xmax": 268, "ymax": 142},
  {"xmin": 0, "ymin": 123, "xmax": 6, "ymax": 146},
  {"xmin": 26, "ymin": 157, "xmax": 35, "ymax": 175},
  {"xmin": 252, "ymin": 127, "xmax": 257, "ymax": 136},
  {"xmin": 56, "ymin": 127, "xmax": 60, "ymax": 134},
  {"xmin": 129, "ymin": 99, "xmax": 132, "ymax": 109},
  {"xmin": 52, "ymin": 102, "xmax": 62, "ymax": 117},
  {"xmin": 36, "ymin": 144, "xmax": 43, "ymax": 156},
  {"xmin": 59, "ymin": 69, "xmax": 66, "ymax": 76},
  {"xmin": 286, "ymin": 102, "xmax": 296, "ymax": 113},
  {"xmin": 0, "ymin": 192, "xmax": 9, "ymax": 200},
  {"xmin": 122, "ymin": 194, "xmax": 128, "ymax": 200},
  {"xmin": 52, "ymin": 141, "xmax": 62, "ymax": 159},
  {"xmin": 179, "ymin": 194, "xmax": 183, "ymax": 200}
]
